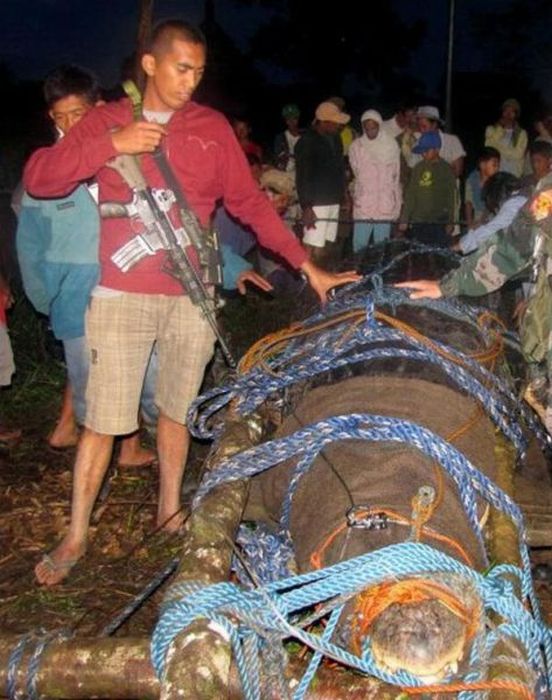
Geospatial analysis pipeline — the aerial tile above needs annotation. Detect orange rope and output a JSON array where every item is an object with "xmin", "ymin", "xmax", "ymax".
[
  {"xmin": 350, "ymin": 578, "xmax": 480, "ymax": 656},
  {"xmin": 309, "ymin": 507, "xmax": 474, "ymax": 571},
  {"xmin": 239, "ymin": 305, "xmax": 505, "ymax": 378},
  {"xmin": 411, "ymin": 487, "xmax": 436, "ymax": 542},
  {"xmin": 350, "ymin": 579, "xmax": 533, "ymax": 699},
  {"xmin": 375, "ymin": 310, "xmax": 503, "ymax": 370},
  {"xmin": 403, "ymin": 679, "xmax": 534, "ymax": 699}
]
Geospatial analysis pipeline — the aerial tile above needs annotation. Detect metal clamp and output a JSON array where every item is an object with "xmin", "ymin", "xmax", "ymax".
[{"xmin": 346, "ymin": 506, "xmax": 389, "ymax": 530}]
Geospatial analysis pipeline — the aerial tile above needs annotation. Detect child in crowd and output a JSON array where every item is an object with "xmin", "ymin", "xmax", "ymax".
[
  {"xmin": 398, "ymin": 131, "xmax": 456, "ymax": 247},
  {"xmin": 464, "ymin": 147, "xmax": 501, "ymax": 229},
  {"xmin": 219, "ymin": 168, "xmax": 300, "ymax": 294},
  {"xmin": 522, "ymin": 141, "xmax": 552, "ymax": 189},
  {"xmin": 232, "ymin": 117, "xmax": 263, "ymax": 161},
  {"xmin": 458, "ymin": 173, "xmax": 526, "ymax": 255}
]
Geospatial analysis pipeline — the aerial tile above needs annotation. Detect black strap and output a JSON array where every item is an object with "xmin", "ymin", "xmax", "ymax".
[
  {"xmin": 152, "ymin": 147, "xmax": 193, "ymax": 212},
  {"xmin": 152, "ymin": 147, "xmax": 222, "ymax": 286}
]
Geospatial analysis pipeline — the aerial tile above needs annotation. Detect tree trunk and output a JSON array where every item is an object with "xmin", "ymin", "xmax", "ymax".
[
  {"xmin": 134, "ymin": 0, "xmax": 154, "ymax": 90},
  {"xmin": 0, "ymin": 634, "xmax": 400, "ymax": 699},
  {"xmin": 0, "ymin": 636, "xmax": 158, "ymax": 699},
  {"xmin": 160, "ymin": 412, "xmax": 265, "ymax": 700}
]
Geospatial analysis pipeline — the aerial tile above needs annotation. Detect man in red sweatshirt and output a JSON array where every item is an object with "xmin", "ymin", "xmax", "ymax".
[{"xmin": 25, "ymin": 19, "xmax": 358, "ymax": 584}]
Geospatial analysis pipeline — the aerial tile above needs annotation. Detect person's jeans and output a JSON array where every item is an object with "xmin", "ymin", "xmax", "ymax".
[
  {"xmin": 407, "ymin": 223, "xmax": 449, "ymax": 248},
  {"xmin": 353, "ymin": 222, "xmax": 391, "ymax": 252}
]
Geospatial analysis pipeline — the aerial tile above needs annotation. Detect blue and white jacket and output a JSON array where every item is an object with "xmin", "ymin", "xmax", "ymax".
[{"xmin": 16, "ymin": 184, "xmax": 100, "ymax": 340}]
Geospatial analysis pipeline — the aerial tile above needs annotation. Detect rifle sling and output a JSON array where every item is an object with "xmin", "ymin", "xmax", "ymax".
[{"xmin": 152, "ymin": 148, "xmax": 194, "ymax": 217}]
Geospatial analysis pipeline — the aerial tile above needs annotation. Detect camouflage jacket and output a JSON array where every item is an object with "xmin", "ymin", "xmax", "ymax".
[
  {"xmin": 440, "ymin": 174, "xmax": 552, "ymax": 363},
  {"xmin": 439, "ymin": 201, "xmax": 536, "ymax": 298},
  {"xmin": 439, "ymin": 174, "xmax": 552, "ymax": 296}
]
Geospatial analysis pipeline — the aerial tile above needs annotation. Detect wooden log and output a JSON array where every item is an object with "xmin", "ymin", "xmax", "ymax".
[
  {"xmin": 0, "ymin": 636, "xmax": 158, "ymax": 699},
  {"xmin": 160, "ymin": 412, "xmax": 266, "ymax": 700},
  {"xmin": 0, "ymin": 635, "xmax": 399, "ymax": 700},
  {"xmin": 515, "ymin": 439, "xmax": 552, "ymax": 547},
  {"xmin": 487, "ymin": 432, "xmax": 533, "ymax": 700},
  {"xmin": 519, "ymin": 504, "xmax": 552, "ymax": 547}
]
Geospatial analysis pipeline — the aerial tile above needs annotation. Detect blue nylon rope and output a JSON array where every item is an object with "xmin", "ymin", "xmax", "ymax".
[
  {"xmin": 163, "ymin": 281, "xmax": 551, "ymax": 697},
  {"xmin": 151, "ymin": 543, "xmax": 552, "ymax": 699},
  {"xmin": 188, "ymin": 286, "xmax": 544, "ymax": 450}
]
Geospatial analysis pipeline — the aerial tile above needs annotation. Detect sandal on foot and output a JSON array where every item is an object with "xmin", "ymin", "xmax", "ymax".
[
  {"xmin": 117, "ymin": 457, "xmax": 158, "ymax": 469},
  {"xmin": 0, "ymin": 427, "xmax": 22, "ymax": 444},
  {"xmin": 35, "ymin": 553, "xmax": 80, "ymax": 585}
]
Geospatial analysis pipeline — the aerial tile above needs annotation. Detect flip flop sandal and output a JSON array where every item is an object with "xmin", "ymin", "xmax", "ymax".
[
  {"xmin": 36, "ymin": 553, "xmax": 80, "ymax": 585},
  {"xmin": 0, "ymin": 427, "xmax": 22, "ymax": 444},
  {"xmin": 117, "ymin": 457, "xmax": 158, "ymax": 469}
]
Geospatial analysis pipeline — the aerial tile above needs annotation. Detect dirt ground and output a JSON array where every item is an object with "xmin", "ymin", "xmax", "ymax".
[
  {"xmin": 0, "ymin": 273, "xmax": 320, "ymax": 638},
  {"xmin": 1, "ymin": 237, "xmax": 552, "ymax": 670}
]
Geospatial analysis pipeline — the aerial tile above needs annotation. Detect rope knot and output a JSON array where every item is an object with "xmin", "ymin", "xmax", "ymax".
[{"xmin": 365, "ymin": 297, "xmax": 378, "ymax": 329}]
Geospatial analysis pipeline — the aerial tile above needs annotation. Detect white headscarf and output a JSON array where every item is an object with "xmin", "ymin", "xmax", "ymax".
[{"xmin": 358, "ymin": 109, "xmax": 399, "ymax": 161}]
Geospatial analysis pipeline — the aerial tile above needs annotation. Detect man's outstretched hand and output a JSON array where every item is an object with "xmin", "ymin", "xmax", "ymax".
[
  {"xmin": 394, "ymin": 279, "xmax": 443, "ymax": 299},
  {"xmin": 301, "ymin": 260, "xmax": 360, "ymax": 303},
  {"xmin": 236, "ymin": 269, "xmax": 273, "ymax": 295}
]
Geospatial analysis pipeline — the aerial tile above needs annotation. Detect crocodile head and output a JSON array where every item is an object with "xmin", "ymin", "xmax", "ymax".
[{"xmin": 346, "ymin": 575, "xmax": 481, "ymax": 683}]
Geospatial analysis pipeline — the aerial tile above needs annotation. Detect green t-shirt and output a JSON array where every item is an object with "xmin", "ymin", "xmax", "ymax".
[{"xmin": 401, "ymin": 157, "xmax": 456, "ymax": 224}]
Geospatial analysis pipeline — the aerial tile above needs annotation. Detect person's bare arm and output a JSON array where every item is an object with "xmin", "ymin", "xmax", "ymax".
[
  {"xmin": 394, "ymin": 279, "xmax": 442, "ymax": 299},
  {"xmin": 451, "ymin": 156, "xmax": 464, "ymax": 179},
  {"xmin": 465, "ymin": 200, "xmax": 474, "ymax": 230}
]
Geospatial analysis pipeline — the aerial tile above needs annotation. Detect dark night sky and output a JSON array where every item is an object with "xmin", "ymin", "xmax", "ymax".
[
  {"xmin": 1, "ymin": 0, "xmax": 550, "ymax": 115},
  {"xmin": 2, "ymin": 0, "xmax": 270, "ymax": 85}
]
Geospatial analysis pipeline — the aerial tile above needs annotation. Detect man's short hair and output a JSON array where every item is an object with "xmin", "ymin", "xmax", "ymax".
[
  {"xmin": 529, "ymin": 140, "xmax": 552, "ymax": 159},
  {"xmin": 397, "ymin": 102, "xmax": 418, "ymax": 114},
  {"xmin": 145, "ymin": 19, "xmax": 206, "ymax": 57},
  {"xmin": 482, "ymin": 172, "xmax": 520, "ymax": 215},
  {"xmin": 477, "ymin": 146, "xmax": 501, "ymax": 164},
  {"xmin": 43, "ymin": 65, "xmax": 100, "ymax": 108}
]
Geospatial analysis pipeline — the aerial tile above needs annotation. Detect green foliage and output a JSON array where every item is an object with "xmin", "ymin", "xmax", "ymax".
[{"xmin": 2, "ymin": 294, "xmax": 64, "ymax": 421}]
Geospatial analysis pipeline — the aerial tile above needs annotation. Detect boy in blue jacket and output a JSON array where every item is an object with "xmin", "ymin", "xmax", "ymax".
[{"xmin": 17, "ymin": 65, "xmax": 156, "ymax": 464}]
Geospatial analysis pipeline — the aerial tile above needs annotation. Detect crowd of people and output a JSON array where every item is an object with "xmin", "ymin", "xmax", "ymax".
[
  {"xmin": 2, "ymin": 16, "xmax": 552, "ymax": 586},
  {"xmin": 221, "ymin": 94, "xmax": 552, "ymax": 267}
]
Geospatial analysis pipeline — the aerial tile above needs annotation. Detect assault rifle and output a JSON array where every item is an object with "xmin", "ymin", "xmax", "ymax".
[{"xmin": 102, "ymin": 153, "xmax": 236, "ymax": 368}]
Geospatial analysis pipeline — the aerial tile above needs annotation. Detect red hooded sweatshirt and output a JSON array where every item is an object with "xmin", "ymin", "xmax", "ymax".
[{"xmin": 24, "ymin": 98, "xmax": 306, "ymax": 295}]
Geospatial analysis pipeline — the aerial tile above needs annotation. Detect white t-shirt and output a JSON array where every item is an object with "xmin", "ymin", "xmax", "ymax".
[
  {"xmin": 439, "ymin": 131, "xmax": 466, "ymax": 165},
  {"xmin": 143, "ymin": 109, "xmax": 173, "ymax": 125},
  {"xmin": 383, "ymin": 116, "xmax": 402, "ymax": 139},
  {"xmin": 285, "ymin": 131, "xmax": 301, "ymax": 173}
]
